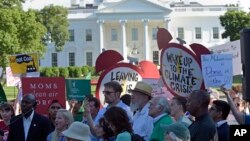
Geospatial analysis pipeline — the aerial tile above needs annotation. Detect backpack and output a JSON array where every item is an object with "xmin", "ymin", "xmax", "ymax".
[{"xmin": 131, "ymin": 133, "xmax": 145, "ymax": 141}]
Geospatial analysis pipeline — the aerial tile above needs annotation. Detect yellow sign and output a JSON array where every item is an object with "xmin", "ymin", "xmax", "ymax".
[{"xmin": 8, "ymin": 53, "xmax": 39, "ymax": 74}]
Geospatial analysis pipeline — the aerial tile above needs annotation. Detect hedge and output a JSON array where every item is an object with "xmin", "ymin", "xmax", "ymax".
[{"xmin": 40, "ymin": 66, "xmax": 97, "ymax": 78}]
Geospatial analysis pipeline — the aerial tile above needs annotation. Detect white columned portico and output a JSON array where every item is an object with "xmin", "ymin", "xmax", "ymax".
[
  {"xmin": 164, "ymin": 17, "xmax": 171, "ymax": 30},
  {"xmin": 143, "ymin": 19, "xmax": 149, "ymax": 60},
  {"xmin": 97, "ymin": 20, "xmax": 104, "ymax": 54},
  {"xmin": 120, "ymin": 20, "xmax": 127, "ymax": 62}
]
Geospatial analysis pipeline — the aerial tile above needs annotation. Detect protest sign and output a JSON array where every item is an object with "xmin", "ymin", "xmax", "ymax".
[
  {"xmin": 96, "ymin": 63, "xmax": 143, "ymax": 105},
  {"xmin": 143, "ymin": 78, "xmax": 173, "ymax": 100},
  {"xmin": 6, "ymin": 67, "xmax": 20, "ymax": 87},
  {"xmin": 66, "ymin": 79, "xmax": 91, "ymax": 100},
  {"xmin": 8, "ymin": 53, "xmax": 39, "ymax": 74},
  {"xmin": 201, "ymin": 54, "xmax": 233, "ymax": 89},
  {"xmin": 95, "ymin": 50, "xmax": 160, "ymax": 105},
  {"xmin": 21, "ymin": 77, "xmax": 65, "ymax": 117},
  {"xmin": 209, "ymin": 40, "xmax": 241, "ymax": 75},
  {"xmin": 161, "ymin": 44, "xmax": 203, "ymax": 97}
]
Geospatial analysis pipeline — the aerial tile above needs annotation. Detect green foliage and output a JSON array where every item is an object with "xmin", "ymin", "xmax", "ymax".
[
  {"xmin": 51, "ymin": 67, "xmax": 60, "ymax": 77},
  {"xmin": 37, "ymin": 5, "xmax": 69, "ymax": 52},
  {"xmin": 39, "ymin": 66, "xmax": 97, "ymax": 78},
  {"xmin": 74, "ymin": 67, "xmax": 82, "ymax": 78},
  {"xmin": 43, "ymin": 67, "xmax": 53, "ymax": 77},
  {"xmin": 0, "ymin": 8, "xmax": 46, "ymax": 68},
  {"xmin": 88, "ymin": 66, "xmax": 96, "ymax": 76},
  {"xmin": 81, "ymin": 66, "xmax": 89, "ymax": 76},
  {"xmin": 0, "ymin": 0, "xmax": 24, "ymax": 8},
  {"xmin": 0, "ymin": 1, "xmax": 69, "ymax": 80},
  {"xmin": 220, "ymin": 10, "xmax": 250, "ymax": 41},
  {"xmin": 59, "ymin": 67, "xmax": 69, "ymax": 78},
  {"xmin": 68, "ymin": 67, "xmax": 76, "ymax": 77}
]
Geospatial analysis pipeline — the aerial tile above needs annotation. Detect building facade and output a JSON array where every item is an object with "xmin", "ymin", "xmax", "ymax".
[{"xmin": 37, "ymin": 0, "xmax": 241, "ymax": 67}]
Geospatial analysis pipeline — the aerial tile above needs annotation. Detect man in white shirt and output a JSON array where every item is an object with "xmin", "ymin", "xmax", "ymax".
[{"xmin": 129, "ymin": 81, "xmax": 154, "ymax": 141}]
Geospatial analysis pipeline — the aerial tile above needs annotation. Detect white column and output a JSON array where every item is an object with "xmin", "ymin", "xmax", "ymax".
[
  {"xmin": 120, "ymin": 20, "xmax": 127, "ymax": 62},
  {"xmin": 97, "ymin": 20, "xmax": 104, "ymax": 54},
  {"xmin": 143, "ymin": 19, "xmax": 149, "ymax": 60},
  {"xmin": 164, "ymin": 17, "xmax": 171, "ymax": 30}
]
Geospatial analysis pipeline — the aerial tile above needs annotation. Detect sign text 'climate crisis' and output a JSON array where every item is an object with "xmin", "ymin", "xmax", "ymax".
[{"xmin": 164, "ymin": 52, "xmax": 197, "ymax": 94}]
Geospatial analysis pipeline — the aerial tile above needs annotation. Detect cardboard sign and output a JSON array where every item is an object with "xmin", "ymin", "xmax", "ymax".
[
  {"xmin": 21, "ymin": 77, "xmax": 66, "ymax": 117},
  {"xmin": 209, "ymin": 40, "xmax": 241, "ymax": 75},
  {"xmin": 6, "ymin": 67, "xmax": 40, "ymax": 86},
  {"xmin": 161, "ymin": 43, "xmax": 203, "ymax": 97},
  {"xmin": 8, "ymin": 53, "xmax": 39, "ymax": 74},
  {"xmin": 201, "ymin": 54, "xmax": 233, "ymax": 89},
  {"xmin": 66, "ymin": 79, "xmax": 91, "ymax": 100},
  {"xmin": 6, "ymin": 67, "xmax": 21, "ymax": 86},
  {"xmin": 143, "ymin": 78, "xmax": 173, "ymax": 100}
]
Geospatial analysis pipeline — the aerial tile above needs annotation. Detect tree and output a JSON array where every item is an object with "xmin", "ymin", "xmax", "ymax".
[
  {"xmin": 0, "ymin": 8, "xmax": 46, "ymax": 69},
  {"xmin": 0, "ymin": 1, "xmax": 69, "ymax": 81},
  {"xmin": 35, "ymin": 5, "xmax": 69, "ymax": 52},
  {"xmin": 0, "ymin": 0, "xmax": 24, "ymax": 8},
  {"xmin": 220, "ymin": 10, "xmax": 250, "ymax": 41}
]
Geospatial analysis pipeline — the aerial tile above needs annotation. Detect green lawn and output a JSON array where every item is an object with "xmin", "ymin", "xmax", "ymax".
[
  {"xmin": 3, "ymin": 86, "xmax": 18, "ymax": 101},
  {"xmin": 3, "ymin": 84, "xmax": 97, "ymax": 101}
]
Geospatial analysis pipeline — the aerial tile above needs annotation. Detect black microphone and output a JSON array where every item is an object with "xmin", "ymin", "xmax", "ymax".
[
  {"xmin": 0, "ymin": 129, "xmax": 4, "ymax": 136},
  {"xmin": 0, "ymin": 107, "xmax": 34, "ymax": 131}
]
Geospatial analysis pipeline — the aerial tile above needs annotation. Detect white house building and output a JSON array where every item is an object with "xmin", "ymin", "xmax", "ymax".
[{"xmin": 24, "ymin": 0, "xmax": 243, "ymax": 67}]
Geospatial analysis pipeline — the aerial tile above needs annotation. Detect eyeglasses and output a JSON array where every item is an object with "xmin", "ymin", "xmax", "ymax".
[{"xmin": 103, "ymin": 91, "xmax": 115, "ymax": 95}]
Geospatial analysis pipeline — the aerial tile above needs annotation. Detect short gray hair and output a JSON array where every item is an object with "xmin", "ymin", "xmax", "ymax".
[{"xmin": 155, "ymin": 96, "xmax": 171, "ymax": 114}]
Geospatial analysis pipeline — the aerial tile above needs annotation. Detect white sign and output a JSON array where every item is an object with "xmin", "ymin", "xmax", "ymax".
[
  {"xmin": 209, "ymin": 40, "xmax": 241, "ymax": 75},
  {"xmin": 6, "ymin": 67, "xmax": 40, "ymax": 86},
  {"xmin": 143, "ymin": 78, "xmax": 173, "ymax": 100},
  {"xmin": 6, "ymin": 67, "xmax": 21, "ymax": 86},
  {"xmin": 201, "ymin": 54, "xmax": 233, "ymax": 89},
  {"xmin": 161, "ymin": 47, "xmax": 203, "ymax": 97},
  {"xmin": 97, "ymin": 67, "xmax": 142, "ymax": 105}
]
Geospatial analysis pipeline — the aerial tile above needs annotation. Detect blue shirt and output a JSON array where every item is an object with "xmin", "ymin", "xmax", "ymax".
[{"xmin": 245, "ymin": 115, "xmax": 250, "ymax": 125}]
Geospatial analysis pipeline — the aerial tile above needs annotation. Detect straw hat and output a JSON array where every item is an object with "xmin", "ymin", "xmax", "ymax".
[
  {"xmin": 128, "ymin": 81, "xmax": 153, "ymax": 97},
  {"xmin": 62, "ymin": 121, "xmax": 91, "ymax": 141}
]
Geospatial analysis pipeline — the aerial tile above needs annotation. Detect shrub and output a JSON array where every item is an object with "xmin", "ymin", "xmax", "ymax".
[
  {"xmin": 43, "ymin": 67, "xmax": 53, "ymax": 77},
  {"xmin": 68, "ymin": 67, "xmax": 76, "ymax": 77},
  {"xmin": 59, "ymin": 67, "xmax": 69, "ymax": 78},
  {"xmin": 81, "ymin": 66, "xmax": 89, "ymax": 76},
  {"xmin": 74, "ymin": 67, "xmax": 82, "ymax": 78},
  {"xmin": 51, "ymin": 67, "xmax": 60, "ymax": 77}
]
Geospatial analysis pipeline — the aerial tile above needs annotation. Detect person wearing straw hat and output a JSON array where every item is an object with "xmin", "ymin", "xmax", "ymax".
[
  {"xmin": 128, "ymin": 81, "xmax": 154, "ymax": 141},
  {"xmin": 62, "ymin": 121, "xmax": 91, "ymax": 141}
]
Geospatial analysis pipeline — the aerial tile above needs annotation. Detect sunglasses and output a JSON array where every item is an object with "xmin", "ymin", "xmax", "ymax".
[{"xmin": 50, "ymin": 106, "xmax": 61, "ymax": 109}]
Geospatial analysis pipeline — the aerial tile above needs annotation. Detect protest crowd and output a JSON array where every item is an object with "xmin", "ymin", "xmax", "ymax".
[{"xmin": 0, "ymin": 79, "xmax": 248, "ymax": 141}]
